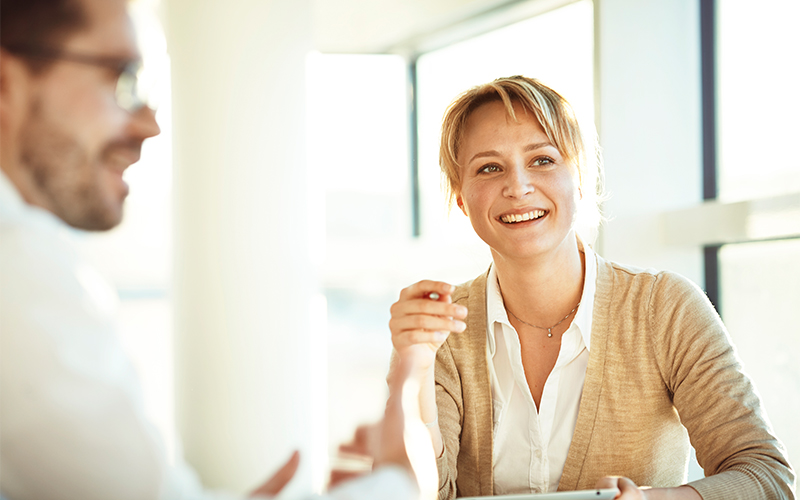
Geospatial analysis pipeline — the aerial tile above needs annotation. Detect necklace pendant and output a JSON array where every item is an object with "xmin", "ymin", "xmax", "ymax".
[{"xmin": 547, "ymin": 330, "xmax": 553, "ymax": 338}]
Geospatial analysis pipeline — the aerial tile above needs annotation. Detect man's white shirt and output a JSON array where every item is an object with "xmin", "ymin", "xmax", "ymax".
[
  {"xmin": 0, "ymin": 171, "xmax": 417, "ymax": 500},
  {"xmin": 486, "ymin": 245, "xmax": 597, "ymax": 494}
]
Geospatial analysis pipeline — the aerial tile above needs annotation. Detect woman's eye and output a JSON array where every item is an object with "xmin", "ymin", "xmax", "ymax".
[
  {"xmin": 478, "ymin": 164, "xmax": 501, "ymax": 174},
  {"xmin": 532, "ymin": 156, "xmax": 555, "ymax": 167}
]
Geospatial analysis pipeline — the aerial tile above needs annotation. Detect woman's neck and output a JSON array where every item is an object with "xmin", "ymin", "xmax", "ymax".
[{"xmin": 492, "ymin": 235, "xmax": 585, "ymax": 327}]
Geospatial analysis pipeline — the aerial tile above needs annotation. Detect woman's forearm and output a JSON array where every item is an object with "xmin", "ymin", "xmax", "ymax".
[{"xmin": 419, "ymin": 365, "xmax": 444, "ymax": 456}]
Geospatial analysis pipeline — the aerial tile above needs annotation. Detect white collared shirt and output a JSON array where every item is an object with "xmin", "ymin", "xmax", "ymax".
[{"xmin": 486, "ymin": 245, "xmax": 597, "ymax": 494}]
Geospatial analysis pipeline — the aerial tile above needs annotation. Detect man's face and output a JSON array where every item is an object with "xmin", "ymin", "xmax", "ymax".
[{"xmin": 17, "ymin": 0, "xmax": 160, "ymax": 230}]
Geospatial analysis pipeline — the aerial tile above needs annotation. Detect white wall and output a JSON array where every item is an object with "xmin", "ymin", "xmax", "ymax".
[{"xmin": 596, "ymin": 0, "xmax": 703, "ymax": 283}]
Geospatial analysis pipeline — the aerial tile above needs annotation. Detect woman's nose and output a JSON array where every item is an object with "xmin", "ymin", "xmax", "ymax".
[{"xmin": 502, "ymin": 164, "xmax": 534, "ymax": 199}]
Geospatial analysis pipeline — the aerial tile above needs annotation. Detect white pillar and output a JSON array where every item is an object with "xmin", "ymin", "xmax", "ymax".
[{"xmin": 164, "ymin": 1, "xmax": 323, "ymax": 495}]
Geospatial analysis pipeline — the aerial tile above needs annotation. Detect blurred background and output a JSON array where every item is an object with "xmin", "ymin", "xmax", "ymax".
[{"xmin": 72, "ymin": 0, "xmax": 799, "ymax": 496}]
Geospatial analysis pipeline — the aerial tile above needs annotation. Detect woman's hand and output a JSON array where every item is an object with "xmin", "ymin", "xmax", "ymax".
[
  {"xmin": 389, "ymin": 280, "xmax": 468, "ymax": 372},
  {"xmin": 596, "ymin": 477, "xmax": 701, "ymax": 500},
  {"xmin": 389, "ymin": 280, "xmax": 467, "ymax": 458}
]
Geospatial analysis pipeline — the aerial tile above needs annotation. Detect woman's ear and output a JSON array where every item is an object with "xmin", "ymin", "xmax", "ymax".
[{"xmin": 456, "ymin": 195, "xmax": 468, "ymax": 216}]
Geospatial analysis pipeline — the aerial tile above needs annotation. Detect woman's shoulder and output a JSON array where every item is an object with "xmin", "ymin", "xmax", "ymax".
[
  {"xmin": 597, "ymin": 255, "xmax": 703, "ymax": 298},
  {"xmin": 596, "ymin": 255, "xmax": 719, "ymax": 333}
]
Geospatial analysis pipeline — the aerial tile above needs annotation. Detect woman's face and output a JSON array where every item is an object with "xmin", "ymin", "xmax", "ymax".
[{"xmin": 455, "ymin": 100, "xmax": 580, "ymax": 263}]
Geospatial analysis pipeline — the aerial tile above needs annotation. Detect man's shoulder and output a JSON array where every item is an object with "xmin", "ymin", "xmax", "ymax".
[
  {"xmin": 1, "ymin": 203, "xmax": 117, "ymax": 319},
  {"xmin": 1, "ymin": 202, "xmax": 77, "ymax": 276}
]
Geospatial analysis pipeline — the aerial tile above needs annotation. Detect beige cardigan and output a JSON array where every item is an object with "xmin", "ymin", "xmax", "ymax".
[{"xmin": 430, "ymin": 254, "xmax": 795, "ymax": 499}]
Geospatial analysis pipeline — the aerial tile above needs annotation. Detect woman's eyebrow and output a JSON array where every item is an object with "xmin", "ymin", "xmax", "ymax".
[
  {"xmin": 468, "ymin": 150, "xmax": 501, "ymax": 164},
  {"xmin": 468, "ymin": 142, "xmax": 555, "ymax": 164},
  {"xmin": 523, "ymin": 141, "xmax": 555, "ymax": 153}
]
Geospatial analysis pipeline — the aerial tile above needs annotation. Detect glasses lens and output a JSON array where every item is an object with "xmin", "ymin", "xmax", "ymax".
[{"xmin": 115, "ymin": 61, "xmax": 154, "ymax": 112}]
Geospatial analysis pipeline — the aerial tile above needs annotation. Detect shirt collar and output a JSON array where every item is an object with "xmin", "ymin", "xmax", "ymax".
[
  {"xmin": 486, "ymin": 241, "xmax": 598, "ymax": 357},
  {"xmin": 0, "ymin": 168, "xmax": 25, "ymax": 218}
]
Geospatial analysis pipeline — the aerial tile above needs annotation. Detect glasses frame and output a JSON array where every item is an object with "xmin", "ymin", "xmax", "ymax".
[{"xmin": 4, "ymin": 45, "xmax": 151, "ymax": 113}]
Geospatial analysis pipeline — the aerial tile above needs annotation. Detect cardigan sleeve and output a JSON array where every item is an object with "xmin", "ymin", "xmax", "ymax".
[
  {"xmin": 434, "ymin": 339, "xmax": 464, "ymax": 500},
  {"xmin": 648, "ymin": 272, "xmax": 795, "ymax": 500}
]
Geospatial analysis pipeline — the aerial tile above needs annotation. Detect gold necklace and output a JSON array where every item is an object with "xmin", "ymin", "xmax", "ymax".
[{"xmin": 506, "ymin": 302, "xmax": 581, "ymax": 338}]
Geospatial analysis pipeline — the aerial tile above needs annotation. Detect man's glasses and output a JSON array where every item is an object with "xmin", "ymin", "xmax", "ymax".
[{"xmin": 5, "ymin": 45, "xmax": 156, "ymax": 113}]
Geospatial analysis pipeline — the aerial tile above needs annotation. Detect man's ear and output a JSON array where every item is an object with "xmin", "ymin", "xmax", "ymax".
[
  {"xmin": 0, "ymin": 50, "xmax": 32, "ymax": 129},
  {"xmin": 0, "ymin": 50, "xmax": 36, "ymax": 171}
]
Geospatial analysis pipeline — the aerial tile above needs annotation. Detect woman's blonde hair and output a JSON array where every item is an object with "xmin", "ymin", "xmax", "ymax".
[{"xmin": 439, "ymin": 75, "xmax": 605, "ymax": 240}]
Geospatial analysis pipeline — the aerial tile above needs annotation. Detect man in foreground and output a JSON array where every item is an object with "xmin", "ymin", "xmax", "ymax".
[{"xmin": 0, "ymin": 0, "xmax": 434, "ymax": 498}]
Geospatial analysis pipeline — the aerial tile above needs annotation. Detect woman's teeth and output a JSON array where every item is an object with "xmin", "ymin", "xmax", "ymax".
[{"xmin": 500, "ymin": 210, "xmax": 546, "ymax": 224}]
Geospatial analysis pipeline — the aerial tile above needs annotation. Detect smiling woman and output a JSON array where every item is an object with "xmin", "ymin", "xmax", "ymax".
[{"xmin": 386, "ymin": 76, "xmax": 795, "ymax": 500}]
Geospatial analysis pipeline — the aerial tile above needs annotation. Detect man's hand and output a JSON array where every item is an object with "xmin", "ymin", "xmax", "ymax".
[
  {"xmin": 328, "ymin": 355, "xmax": 438, "ymax": 499},
  {"xmin": 328, "ymin": 424, "xmax": 378, "ymax": 489},
  {"xmin": 250, "ymin": 450, "xmax": 300, "ymax": 497}
]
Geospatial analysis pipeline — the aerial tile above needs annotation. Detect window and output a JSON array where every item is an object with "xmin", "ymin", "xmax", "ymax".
[
  {"xmin": 703, "ymin": 0, "xmax": 800, "ymax": 466},
  {"xmin": 716, "ymin": 0, "xmax": 800, "ymax": 202},
  {"xmin": 719, "ymin": 239, "xmax": 800, "ymax": 466}
]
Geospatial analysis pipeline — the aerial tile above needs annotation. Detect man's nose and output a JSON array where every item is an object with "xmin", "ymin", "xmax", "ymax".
[{"xmin": 129, "ymin": 105, "xmax": 161, "ymax": 140}]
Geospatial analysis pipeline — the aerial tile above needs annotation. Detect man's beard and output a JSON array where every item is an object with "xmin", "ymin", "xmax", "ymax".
[{"xmin": 19, "ymin": 100, "xmax": 127, "ymax": 231}]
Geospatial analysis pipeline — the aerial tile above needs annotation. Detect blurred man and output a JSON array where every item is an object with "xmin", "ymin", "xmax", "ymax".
[{"xmin": 0, "ymin": 0, "xmax": 433, "ymax": 498}]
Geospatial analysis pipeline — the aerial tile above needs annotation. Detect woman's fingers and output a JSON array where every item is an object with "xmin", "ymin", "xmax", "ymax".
[
  {"xmin": 398, "ymin": 280, "xmax": 455, "ymax": 302},
  {"xmin": 390, "ymin": 298, "xmax": 467, "ymax": 319},
  {"xmin": 389, "ymin": 310, "xmax": 466, "ymax": 334},
  {"xmin": 595, "ymin": 476, "xmax": 639, "ymax": 499},
  {"xmin": 389, "ymin": 280, "xmax": 468, "ymax": 357}
]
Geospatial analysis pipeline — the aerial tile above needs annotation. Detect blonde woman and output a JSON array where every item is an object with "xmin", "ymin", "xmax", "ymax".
[{"xmin": 388, "ymin": 76, "xmax": 795, "ymax": 500}]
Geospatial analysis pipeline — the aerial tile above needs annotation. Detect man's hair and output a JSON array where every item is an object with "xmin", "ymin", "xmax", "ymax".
[
  {"xmin": 0, "ymin": 0, "xmax": 88, "ymax": 72},
  {"xmin": 439, "ymin": 75, "xmax": 605, "ymax": 239}
]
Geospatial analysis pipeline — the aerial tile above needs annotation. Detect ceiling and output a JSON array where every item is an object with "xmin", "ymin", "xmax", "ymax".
[{"xmin": 311, "ymin": 0, "xmax": 521, "ymax": 54}]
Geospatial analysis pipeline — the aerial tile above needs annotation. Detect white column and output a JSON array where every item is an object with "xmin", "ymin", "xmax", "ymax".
[{"xmin": 164, "ymin": 1, "xmax": 324, "ymax": 495}]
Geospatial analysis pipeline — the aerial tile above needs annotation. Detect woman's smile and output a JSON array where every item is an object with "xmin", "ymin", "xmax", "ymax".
[{"xmin": 498, "ymin": 209, "xmax": 548, "ymax": 224}]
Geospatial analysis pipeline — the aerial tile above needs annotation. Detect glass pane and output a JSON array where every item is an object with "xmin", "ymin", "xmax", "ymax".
[
  {"xmin": 306, "ymin": 53, "xmax": 410, "ymax": 243},
  {"xmin": 719, "ymin": 238, "xmax": 800, "ymax": 467},
  {"xmin": 717, "ymin": 0, "xmax": 800, "ymax": 202},
  {"xmin": 416, "ymin": 0, "xmax": 594, "ymax": 241}
]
